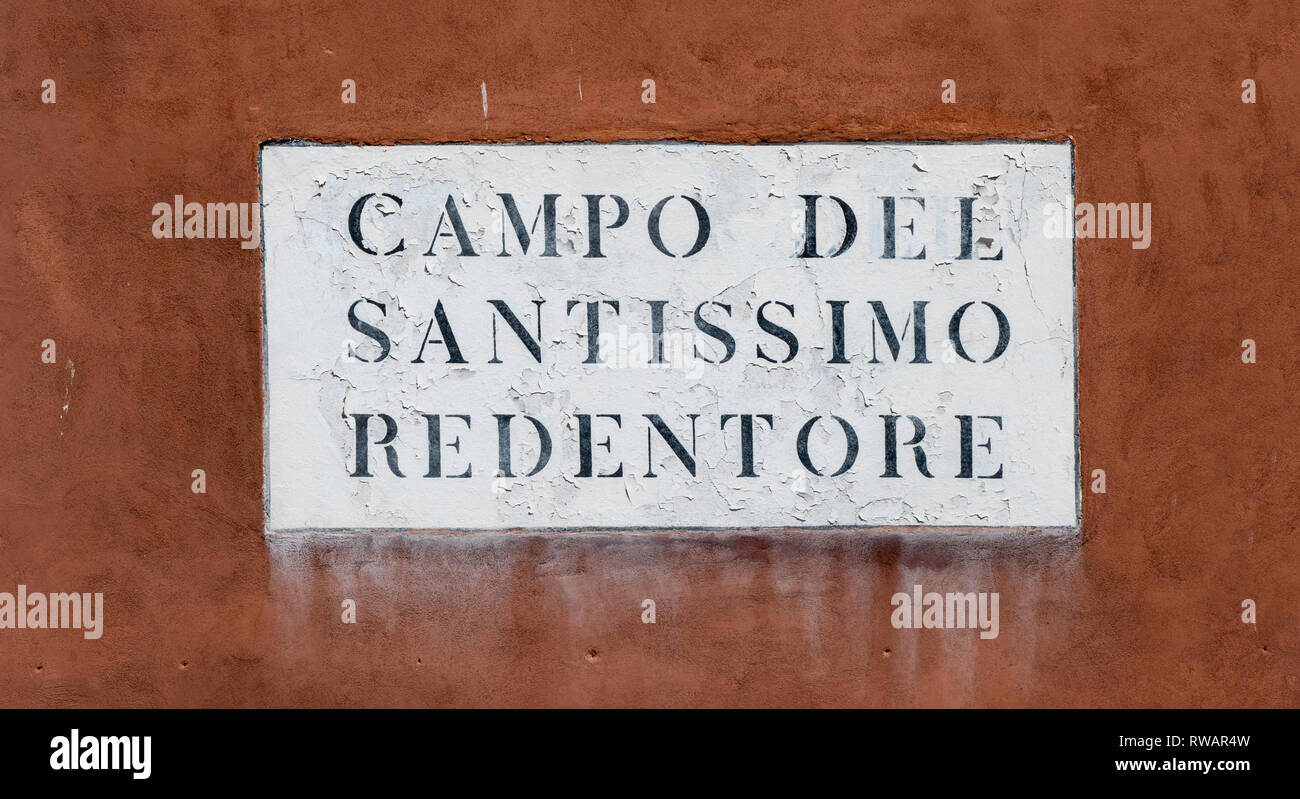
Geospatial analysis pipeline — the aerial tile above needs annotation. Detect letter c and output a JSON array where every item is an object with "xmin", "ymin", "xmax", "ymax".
[{"xmin": 348, "ymin": 193, "xmax": 405, "ymax": 255}]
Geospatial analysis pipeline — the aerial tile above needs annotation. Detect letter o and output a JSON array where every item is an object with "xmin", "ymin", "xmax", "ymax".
[
  {"xmin": 647, "ymin": 195, "xmax": 710, "ymax": 257},
  {"xmin": 796, "ymin": 415, "xmax": 859, "ymax": 477},
  {"xmin": 948, "ymin": 301, "xmax": 1010, "ymax": 363}
]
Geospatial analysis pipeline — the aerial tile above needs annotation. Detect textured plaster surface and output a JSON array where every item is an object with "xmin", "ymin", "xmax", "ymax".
[{"xmin": 0, "ymin": 0, "xmax": 1297, "ymax": 706}]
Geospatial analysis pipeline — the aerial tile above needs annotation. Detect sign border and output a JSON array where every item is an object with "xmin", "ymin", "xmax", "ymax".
[{"xmin": 257, "ymin": 139, "xmax": 1080, "ymax": 536}]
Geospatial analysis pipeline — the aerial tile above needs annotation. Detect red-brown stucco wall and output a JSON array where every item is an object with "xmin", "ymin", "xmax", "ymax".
[{"xmin": 1, "ymin": 0, "xmax": 1297, "ymax": 707}]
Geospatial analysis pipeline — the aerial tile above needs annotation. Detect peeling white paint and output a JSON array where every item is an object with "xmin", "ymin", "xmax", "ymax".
[{"xmin": 261, "ymin": 142, "xmax": 1076, "ymax": 531}]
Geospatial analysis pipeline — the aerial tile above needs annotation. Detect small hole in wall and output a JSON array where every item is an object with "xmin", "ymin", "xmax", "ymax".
[
  {"xmin": 180, "ymin": 661, "xmax": 189, "ymax": 669},
  {"xmin": 584, "ymin": 648, "xmax": 600, "ymax": 663},
  {"xmin": 35, "ymin": 665, "xmax": 43, "ymax": 672},
  {"xmin": 883, "ymin": 649, "xmax": 892, "ymax": 658},
  {"xmin": 416, "ymin": 657, "xmax": 422, "ymax": 665}
]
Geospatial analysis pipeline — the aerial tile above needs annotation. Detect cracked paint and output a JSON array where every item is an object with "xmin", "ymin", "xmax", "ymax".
[{"xmin": 260, "ymin": 142, "xmax": 1076, "ymax": 532}]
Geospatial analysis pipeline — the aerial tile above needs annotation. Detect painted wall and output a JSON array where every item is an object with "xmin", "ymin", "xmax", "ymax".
[{"xmin": 1, "ymin": 0, "xmax": 1296, "ymax": 707}]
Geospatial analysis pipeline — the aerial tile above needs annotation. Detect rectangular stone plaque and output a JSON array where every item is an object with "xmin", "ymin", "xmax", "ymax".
[{"xmin": 260, "ymin": 142, "xmax": 1077, "ymax": 531}]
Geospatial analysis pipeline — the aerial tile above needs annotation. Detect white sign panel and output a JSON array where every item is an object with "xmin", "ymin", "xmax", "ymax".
[{"xmin": 261, "ymin": 142, "xmax": 1077, "ymax": 531}]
